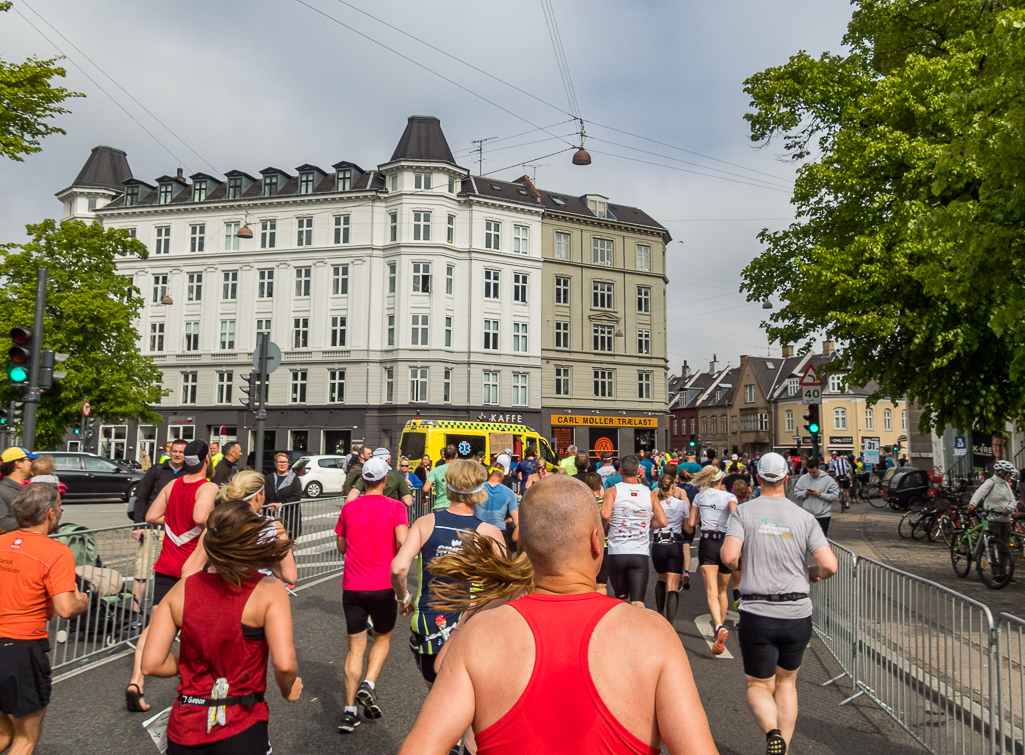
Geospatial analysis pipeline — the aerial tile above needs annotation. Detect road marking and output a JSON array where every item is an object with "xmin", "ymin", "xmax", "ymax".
[{"xmin": 695, "ymin": 611, "xmax": 739, "ymax": 659}]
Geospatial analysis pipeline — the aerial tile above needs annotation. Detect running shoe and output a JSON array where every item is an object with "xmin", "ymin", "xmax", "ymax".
[
  {"xmin": 766, "ymin": 730, "xmax": 787, "ymax": 754},
  {"xmin": 682, "ymin": 573, "xmax": 691, "ymax": 590},
  {"xmin": 338, "ymin": 711, "xmax": 361, "ymax": 733},
  {"xmin": 356, "ymin": 681, "xmax": 382, "ymax": 719},
  {"xmin": 711, "ymin": 624, "xmax": 729, "ymax": 656}
]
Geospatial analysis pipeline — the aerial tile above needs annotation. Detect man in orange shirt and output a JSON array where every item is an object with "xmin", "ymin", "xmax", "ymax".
[{"xmin": 0, "ymin": 483, "xmax": 88, "ymax": 754}]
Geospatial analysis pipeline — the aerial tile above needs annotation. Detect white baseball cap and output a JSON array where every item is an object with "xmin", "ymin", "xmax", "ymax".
[
  {"xmin": 361, "ymin": 457, "xmax": 390, "ymax": 482},
  {"xmin": 756, "ymin": 452, "xmax": 789, "ymax": 482},
  {"xmin": 731, "ymin": 454, "xmax": 738, "ymax": 461}
]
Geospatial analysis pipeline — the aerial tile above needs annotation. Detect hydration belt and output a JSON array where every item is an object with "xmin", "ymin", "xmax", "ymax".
[
  {"xmin": 700, "ymin": 531, "xmax": 725, "ymax": 540},
  {"xmin": 653, "ymin": 530, "xmax": 683, "ymax": 545},
  {"xmin": 740, "ymin": 593, "xmax": 809, "ymax": 603},
  {"xmin": 177, "ymin": 692, "xmax": 265, "ymax": 707}
]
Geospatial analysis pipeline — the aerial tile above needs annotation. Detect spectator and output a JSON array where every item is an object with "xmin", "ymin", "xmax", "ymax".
[
  {"xmin": 572, "ymin": 453, "xmax": 591, "ymax": 483},
  {"xmin": 158, "ymin": 441, "xmax": 172, "ymax": 464},
  {"xmin": 0, "ymin": 448, "xmax": 40, "ymax": 534},
  {"xmin": 342, "ymin": 446, "xmax": 373, "ymax": 496},
  {"xmin": 210, "ymin": 441, "xmax": 242, "ymax": 485},
  {"xmin": 414, "ymin": 454, "xmax": 432, "ymax": 486},
  {"xmin": 349, "ymin": 449, "xmax": 413, "ymax": 507},
  {"xmin": 265, "ymin": 453, "xmax": 303, "ymax": 540},
  {"xmin": 559, "ymin": 445, "xmax": 579, "ymax": 476},
  {"xmin": 140, "ymin": 449, "xmax": 152, "ymax": 472},
  {"xmin": 793, "ymin": 458, "xmax": 840, "ymax": 536},
  {"xmin": 399, "ymin": 457, "xmax": 423, "ymax": 489}
]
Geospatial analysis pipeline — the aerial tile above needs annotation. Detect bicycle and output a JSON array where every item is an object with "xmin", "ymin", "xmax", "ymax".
[
  {"xmin": 854, "ymin": 473, "xmax": 885, "ymax": 506},
  {"xmin": 933, "ymin": 503, "xmax": 979, "ymax": 547},
  {"xmin": 949, "ymin": 513, "xmax": 1015, "ymax": 589}
]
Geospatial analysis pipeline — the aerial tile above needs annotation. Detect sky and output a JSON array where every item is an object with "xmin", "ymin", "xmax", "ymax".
[{"xmin": 0, "ymin": 0, "xmax": 855, "ymax": 377}]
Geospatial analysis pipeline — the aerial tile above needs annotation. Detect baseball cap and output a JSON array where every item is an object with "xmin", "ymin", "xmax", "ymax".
[
  {"xmin": 1, "ymin": 447, "xmax": 40, "ymax": 463},
  {"xmin": 361, "ymin": 457, "xmax": 390, "ymax": 482},
  {"xmin": 372, "ymin": 447, "xmax": 390, "ymax": 459},
  {"xmin": 182, "ymin": 440, "xmax": 209, "ymax": 473},
  {"xmin": 731, "ymin": 453, "xmax": 738, "ymax": 461},
  {"xmin": 756, "ymin": 452, "xmax": 789, "ymax": 482}
]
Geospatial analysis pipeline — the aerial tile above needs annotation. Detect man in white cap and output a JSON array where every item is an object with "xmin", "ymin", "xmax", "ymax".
[
  {"xmin": 721, "ymin": 452, "xmax": 838, "ymax": 755},
  {"xmin": 334, "ymin": 456, "xmax": 409, "ymax": 731},
  {"xmin": 347, "ymin": 447, "xmax": 413, "ymax": 507}
]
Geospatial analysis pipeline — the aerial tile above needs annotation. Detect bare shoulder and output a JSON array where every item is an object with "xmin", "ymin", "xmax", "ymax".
[
  {"xmin": 603, "ymin": 602, "xmax": 674, "ymax": 640},
  {"xmin": 460, "ymin": 602, "xmax": 523, "ymax": 640}
]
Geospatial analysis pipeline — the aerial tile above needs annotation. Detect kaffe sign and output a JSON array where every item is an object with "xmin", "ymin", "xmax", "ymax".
[{"xmin": 551, "ymin": 415, "xmax": 658, "ymax": 428}]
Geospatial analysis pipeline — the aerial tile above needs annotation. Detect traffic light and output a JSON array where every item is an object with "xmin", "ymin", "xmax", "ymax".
[
  {"xmin": 12, "ymin": 402, "xmax": 23, "ymax": 427},
  {"xmin": 39, "ymin": 350, "xmax": 68, "ymax": 391},
  {"xmin": 803, "ymin": 403, "xmax": 820, "ymax": 435},
  {"xmin": 73, "ymin": 421, "xmax": 82, "ymax": 435},
  {"xmin": 82, "ymin": 415, "xmax": 93, "ymax": 439},
  {"xmin": 688, "ymin": 434, "xmax": 696, "ymax": 448},
  {"xmin": 0, "ymin": 406, "xmax": 8, "ymax": 427},
  {"xmin": 7, "ymin": 327, "xmax": 32, "ymax": 385},
  {"xmin": 240, "ymin": 372, "xmax": 257, "ymax": 411}
]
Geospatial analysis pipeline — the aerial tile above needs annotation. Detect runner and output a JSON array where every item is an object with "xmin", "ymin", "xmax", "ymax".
[
  {"xmin": 721, "ymin": 452, "xmax": 837, "ymax": 755},
  {"xmin": 596, "ymin": 454, "xmax": 616, "ymax": 484},
  {"xmin": 687, "ymin": 464, "xmax": 739, "ymax": 655},
  {"xmin": 476, "ymin": 465, "xmax": 519, "ymax": 556},
  {"xmin": 602, "ymin": 458, "xmax": 623, "ymax": 489},
  {"xmin": 677, "ymin": 469, "xmax": 698, "ymax": 590},
  {"xmin": 141, "ymin": 500, "xmax": 303, "ymax": 755},
  {"xmin": 601, "ymin": 454, "xmax": 667, "ymax": 607},
  {"xmin": 127, "ymin": 440, "xmax": 217, "ymax": 713},
  {"xmin": 793, "ymin": 458, "xmax": 839, "ymax": 536},
  {"xmin": 583, "ymin": 471, "xmax": 610, "ymax": 595},
  {"xmin": 651, "ymin": 473, "xmax": 691, "ymax": 623},
  {"xmin": 422, "ymin": 445, "xmax": 456, "ymax": 510},
  {"xmin": 512, "ymin": 447, "xmax": 539, "ymax": 495}
]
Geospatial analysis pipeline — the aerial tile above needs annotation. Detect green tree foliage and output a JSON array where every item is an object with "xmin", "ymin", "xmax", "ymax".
[
  {"xmin": 740, "ymin": 1, "xmax": 1025, "ymax": 433},
  {"xmin": 1, "ymin": 219, "xmax": 168, "ymax": 449},
  {"xmin": 0, "ymin": 2, "xmax": 83, "ymax": 161}
]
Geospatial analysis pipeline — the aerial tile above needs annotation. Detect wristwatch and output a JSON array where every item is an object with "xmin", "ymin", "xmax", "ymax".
[{"xmin": 396, "ymin": 591, "xmax": 412, "ymax": 606}]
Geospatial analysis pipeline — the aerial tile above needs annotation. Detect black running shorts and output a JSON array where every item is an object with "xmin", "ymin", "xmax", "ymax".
[
  {"xmin": 596, "ymin": 546, "xmax": 609, "ymax": 585},
  {"xmin": 343, "ymin": 589, "xmax": 398, "ymax": 636},
  {"xmin": 409, "ymin": 634, "xmax": 441, "ymax": 684},
  {"xmin": 152, "ymin": 572, "xmax": 180, "ymax": 606},
  {"xmin": 608, "ymin": 553, "xmax": 649, "ymax": 603},
  {"xmin": 168, "ymin": 720, "xmax": 269, "ymax": 755},
  {"xmin": 698, "ymin": 535, "xmax": 732, "ymax": 574},
  {"xmin": 0, "ymin": 639, "xmax": 51, "ymax": 718},
  {"xmin": 838, "ymin": 475, "xmax": 851, "ymax": 490},
  {"xmin": 737, "ymin": 611, "xmax": 813, "ymax": 679},
  {"xmin": 651, "ymin": 542, "xmax": 684, "ymax": 574}
]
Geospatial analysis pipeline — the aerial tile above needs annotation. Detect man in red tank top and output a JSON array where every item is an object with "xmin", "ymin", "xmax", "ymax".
[
  {"xmin": 399, "ymin": 475, "xmax": 719, "ymax": 755},
  {"xmin": 126, "ymin": 440, "xmax": 218, "ymax": 713}
]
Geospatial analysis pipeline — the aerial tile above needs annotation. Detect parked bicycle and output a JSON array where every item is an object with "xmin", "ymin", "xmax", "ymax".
[
  {"xmin": 933, "ymin": 503, "xmax": 980, "ymax": 548},
  {"xmin": 949, "ymin": 512, "xmax": 1015, "ymax": 589},
  {"xmin": 854, "ymin": 472, "xmax": 884, "ymax": 505}
]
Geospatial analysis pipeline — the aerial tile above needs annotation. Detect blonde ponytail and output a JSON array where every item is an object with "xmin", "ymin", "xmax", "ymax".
[{"xmin": 428, "ymin": 530, "xmax": 533, "ymax": 613}]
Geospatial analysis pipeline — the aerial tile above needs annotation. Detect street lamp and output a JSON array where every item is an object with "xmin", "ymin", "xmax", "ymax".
[
  {"xmin": 160, "ymin": 295, "xmax": 173, "ymax": 305},
  {"xmin": 762, "ymin": 300, "xmax": 773, "ymax": 309}
]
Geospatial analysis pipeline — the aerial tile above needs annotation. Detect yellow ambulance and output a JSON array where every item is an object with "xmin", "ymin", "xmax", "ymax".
[{"xmin": 398, "ymin": 418, "xmax": 558, "ymax": 473}]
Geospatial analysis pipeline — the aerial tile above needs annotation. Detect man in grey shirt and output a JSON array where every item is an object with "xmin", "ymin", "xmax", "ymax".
[
  {"xmin": 722, "ymin": 451, "xmax": 837, "ymax": 755},
  {"xmin": 792, "ymin": 457, "xmax": 840, "ymax": 536},
  {"xmin": 0, "ymin": 447, "xmax": 39, "ymax": 532}
]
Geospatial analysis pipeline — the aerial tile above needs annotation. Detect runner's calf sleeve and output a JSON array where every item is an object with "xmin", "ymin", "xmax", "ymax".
[
  {"xmin": 666, "ymin": 591, "xmax": 679, "ymax": 624},
  {"xmin": 655, "ymin": 581, "xmax": 667, "ymax": 614}
]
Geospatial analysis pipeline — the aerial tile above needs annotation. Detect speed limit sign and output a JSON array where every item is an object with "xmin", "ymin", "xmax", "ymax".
[
  {"xmin": 801, "ymin": 386, "xmax": 821, "ymax": 404},
  {"xmin": 82, "ymin": 400, "xmax": 92, "ymax": 417}
]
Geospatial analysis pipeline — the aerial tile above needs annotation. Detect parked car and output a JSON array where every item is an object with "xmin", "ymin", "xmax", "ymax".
[
  {"xmin": 292, "ymin": 455, "xmax": 348, "ymax": 498},
  {"xmin": 245, "ymin": 449, "xmax": 306, "ymax": 476},
  {"xmin": 881, "ymin": 467, "xmax": 929, "ymax": 511},
  {"xmin": 48, "ymin": 452, "xmax": 146, "ymax": 501}
]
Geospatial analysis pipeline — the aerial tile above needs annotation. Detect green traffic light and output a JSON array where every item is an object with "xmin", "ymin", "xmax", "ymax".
[
  {"xmin": 809, "ymin": 423, "xmax": 820, "ymax": 434},
  {"xmin": 6, "ymin": 364, "xmax": 28, "ymax": 383}
]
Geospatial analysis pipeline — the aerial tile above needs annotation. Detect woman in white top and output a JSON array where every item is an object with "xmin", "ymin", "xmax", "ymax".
[
  {"xmin": 601, "ymin": 454, "xmax": 667, "ymax": 606},
  {"xmin": 651, "ymin": 473, "xmax": 691, "ymax": 623},
  {"xmin": 687, "ymin": 465, "xmax": 738, "ymax": 655}
]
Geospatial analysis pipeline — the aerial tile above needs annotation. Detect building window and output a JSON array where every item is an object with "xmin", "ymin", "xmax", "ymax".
[
  {"xmin": 744, "ymin": 385, "xmax": 755, "ymax": 403},
  {"xmin": 592, "ymin": 281, "xmax": 614, "ymax": 310},
  {"xmin": 226, "ymin": 176, "xmax": 243, "ymax": 199},
  {"xmin": 637, "ymin": 286, "xmax": 651, "ymax": 314},
  {"xmin": 555, "ymin": 367, "xmax": 570, "ymax": 396},
  {"xmin": 256, "ymin": 319, "xmax": 271, "ymax": 346},
  {"xmin": 217, "ymin": 372, "xmax": 233, "ymax": 404},
  {"xmin": 513, "ymin": 225, "xmax": 529, "ymax": 254},
  {"xmin": 446, "ymin": 265, "xmax": 454, "ymax": 295},
  {"xmin": 294, "ymin": 267, "xmax": 311, "ymax": 297},
  {"xmin": 410, "ymin": 367, "xmax": 428, "ymax": 403},
  {"xmin": 513, "ymin": 322, "xmax": 528, "ymax": 352},
  {"xmin": 512, "ymin": 373, "xmax": 528, "ymax": 406},
  {"xmin": 299, "ymin": 172, "xmax": 315, "ymax": 195},
  {"xmin": 330, "ymin": 316, "xmax": 347, "ymax": 347},
  {"xmin": 555, "ymin": 231, "xmax": 570, "ymax": 260},
  {"xmin": 636, "ymin": 244, "xmax": 651, "ymax": 271},
  {"xmin": 555, "ymin": 321, "xmax": 570, "ymax": 349},
  {"xmin": 592, "ymin": 238, "xmax": 613, "ymax": 266},
  {"xmin": 219, "ymin": 320, "xmax": 236, "ymax": 350},
  {"xmin": 884, "ymin": 408, "xmax": 893, "ymax": 431},
  {"xmin": 741, "ymin": 414, "xmax": 758, "ymax": 432},
  {"xmin": 447, "ymin": 214, "xmax": 455, "ymax": 243},
  {"xmin": 785, "ymin": 409, "xmax": 794, "ymax": 431},
  {"xmin": 262, "ymin": 174, "xmax": 278, "ymax": 197},
  {"xmin": 224, "ymin": 222, "xmax": 239, "ymax": 251},
  {"xmin": 332, "ymin": 265, "xmax": 349, "ymax": 295},
  {"xmin": 588, "ymin": 197, "xmax": 608, "ymax": 218},
  {"xmin": 384, "ymin": 367, "xmax": 394, "ymax": 403},
  {"xmin": 448, "ymin": 176, "xmax": 456, "ymax": 193},
  {"xmin": 387, "ymin": 315, "xmax": 395, "ymax": 346},
  {"xmin": 337, "ymin": 169, "xmax": 352, "ymax": 191},
  {"xmin": 297, "ymin": 217, "xmax": 313, "ymax": 247},
  {"xmin": 638, "ymin": 371, "xmax": 652, "ymax": 399},
  {"xmin": 637, "ymin": 329, "xmax": 651, "ymax": 355},
  {"xmin": 593, "ymin": 325, "xmax": 614, "ymax": 352},
  {"xmin": 155, "ymin": 226, "xmax": 171, "ymax": 255},
  {"xmin": 701, "ymin": 418, "xmax": 708, "ymax": 435},
  {"xmin": 390, "ymin": 174, "xmax": 398, "ymax": 192},
  {"xmin": 412, "ymin": 210, "xmax": 432, "ymax": 241},
  {"xmin": 414, "ymin": 172, "xmax": 432, "ymax": 190},
  {"xmin": 485, "ymin": 220, "xmax": 501, "ymax": 250},
  {"xmin": 125, "ymin": 186, "xmax": 139, "ymax": 207},
  {"xmin": 443, "ymin": 368, "xmax": 452, "ymax": 403},
  {"xmin": 445, "ymin": 316, "xmax": 453, "ymax": 347},
  {"xmin": 412, "ymin": 262, "xmax": 431, "ymax": 293},
  {"xmin": 759, "ymin": 413, "xmax": 769, "ymax": 431},
  {"xmin": 181, "ymin": 372, "xmax": 197, "ymax": 404},
  {"xmin": 787, "ymin": 377, "xmax": 799, "ymax": 396},
  {"xmin": 834, "ymin": 407, "xmax": 848, "ymax": 430},
  {"xmin": 865, "ymin": 407, "xmax": 874, "ymax": 429},
  {"xmin": 389, "ymin": 212, "xmax": 397, "ymax": 242},
  {"xmin": 483, "ymin": 320, "xmax": 499, "ymax": 350},
  {"xmin": 290, "ymin": 370, "xmax": 307, "ymax": 403},
  {"xmin": 190, "ymin": 224, "xmax": 205, "ymax": 253},
  {"xmin": 293, "ymin": 318, "xmax": 309, "ymax": 348},
  {"xmin": 411, "ymin": 314, "xmax": 429, "ymax": 346},
  {"xmin": 828, "ymin": 374, "xmax": 843, "ymax": 393},
  {"xmin": 555, "ymin": 276, "xmax": 570, "ymax": 305},
  {"xmin": 329, "ymin": 369, "xmax": 346, "ymax": 403},
  {"xmin": 902, "ymin": 409, "xmax": 908, "ymax": 431},
  {"xmin": 187, "ymin": 273, "xmax": 202, "ymax": 302},
  {"xmin": 513, "ymin": 273, "xmax": 528, "ymax": 303},
  {"xmin": 222, "ymin": 271, "xmax": 237, "ymax": 300},
  {"xmin": 482, "ymin": 372, "xmax": 499, "ymax": 405},
  {"xmin": 712, "ymin": 416, "xmax": 718, "ymax": 434},
  {"xmin": 261, "ymin": 220, "xmax": 276, "ymax": 249},
  {"xmin": 258, "ymin": 269, "xmax": 274, "ymax": 299},
  {"xmin": 158, "ymin": 184, "xmax": 173, "ymax": 205},
  {"xmin": 484, "ymin": 269, "xmax": 500, "ymax": 299},
  {"xmin": 183, "ymin": 321, "xmax": 199, "ymax": 352},
  {"xmin": 593, "ymin": 370, "xmax": 614, "ymax": 398},
  {"xmin": 149, "ymin": 322, "xmax": 164, "ymax": 352},
  {"xmin": 334, "ymin": 214, "xmax": 350, "ymax": 244},
  {"xmin": 388, "ymin": 263, "xmax": 396, "ymax": 293}
]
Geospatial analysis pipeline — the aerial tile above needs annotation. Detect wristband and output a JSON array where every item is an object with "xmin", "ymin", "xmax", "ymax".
[{"xmin": 396, "ymin": 591, "xmax": 412, "ymax": 606}]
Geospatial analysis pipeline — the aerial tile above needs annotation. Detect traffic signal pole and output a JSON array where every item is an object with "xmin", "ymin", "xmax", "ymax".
[
  {"xmin": 21, "ymin": 268, "xmax": 47, "ymax": 450},
  {"xmin": 253, "ymin": 335, "xmax": 269, "ymax": 469}
]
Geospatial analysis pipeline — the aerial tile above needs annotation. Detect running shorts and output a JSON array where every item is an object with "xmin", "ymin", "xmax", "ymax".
[
  {"xmin": 168, "ymin": 720, "xmax": 269, "ymax": 755},
  {"xmin": 596, "ymin": 546, "xmax": 609, "ymax": 585},
  {"xmin": 698, "ymin": 534, "xmax": 732, "ymax": 574},
  {"xmin": 737, "ymin": 611, "xmax": 813, "ymax": 679},
  {"xmin": 342, "ymin": 589, "xmax": 398, "ymax": 636},
  {"xmin": 409, "ymin": 634, "xmax": 442, "ymax": 684},
  {"xmin": 608, "ymin": 554, "xmax": 649, "ymax": 603},
  {"xmin": 838, "ymin": 475, "xmax": 851, "ymax": 490},
  {"xmin": 0, "ymin": 639, "xmax": 51, "ymax": 718},
  {"xmin": 651, "ymin": 542, "xmax": 684, "ymax": 574},
  {"xmin": 153, "ymin": 572, "xmax": 180, "ymax": 605}
]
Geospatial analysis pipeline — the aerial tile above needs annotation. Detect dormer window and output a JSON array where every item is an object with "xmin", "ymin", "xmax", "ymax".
[
  {"xmin": 337, "ymin": 169, "xmax": 352, "ymax": 191},
  {"xmin": 125, "ymin": 186, "xmax": 139, "ymax": 207},
  {"xmin": 414, "ymin": 172, "xmax": 432, "ymax": 190},
  {"xmin": 227, "ymin": 177, "xmax": 243, "ymax": 199},
  {"xmin": 158, "ymin": 184, "xmax": 173, "ymax": 205},
  {"xmin": 263, "ymin": 174, "xmax": 278, "ymax": 197},
  {"xmin": 588, "ymin": 197, "xmax": 608, "ymax": 218},
  {"xmin": 192, "ymin": 181, "xmax": 207, "ymax": 202},
  {"xmin": 299, "ymin": 172, "xmax": 315, "ymax": 195}
]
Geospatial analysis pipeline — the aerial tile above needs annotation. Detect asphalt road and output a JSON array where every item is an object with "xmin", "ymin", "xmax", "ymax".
[{"xmin": 61, "ymin": 501, "xmax": 135, "ymax": 530}]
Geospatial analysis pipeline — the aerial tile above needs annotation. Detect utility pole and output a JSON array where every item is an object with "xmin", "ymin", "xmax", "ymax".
[
  {"xmin": 253, "ymin": 335, "xmax": 269, "ymax": 471},
  {"xmin": 21, "ymin": 268, "xmax": 47, "ymax": 450},
  {"xmin": 471, "ymin": 137, "xmax": 497, "ymax": 175}
]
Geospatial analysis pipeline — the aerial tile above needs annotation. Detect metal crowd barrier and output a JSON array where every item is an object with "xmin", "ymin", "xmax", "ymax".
[
  {"xmin": 996, "ymin": 614, "xmax": 1025, "ymax": 755},
  {"xmin": 409, "ymin": 487, "xmax": 436, "ymax": 521},
  {"xmin": 810, "ymin": 542, "xmax": 859, "ymax": 691}
]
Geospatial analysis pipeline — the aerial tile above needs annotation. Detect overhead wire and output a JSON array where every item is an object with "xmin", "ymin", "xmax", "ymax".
[
  {"xmin": 540, "ymin": 0, "xmax": 580, "ymax": 118},
  {"xmin": 451, "ymin": 120, "xmax": 576, "ymax": 155}
]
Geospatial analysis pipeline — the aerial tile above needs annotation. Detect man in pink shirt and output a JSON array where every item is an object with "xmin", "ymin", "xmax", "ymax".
[{"xmin": 334, "ymin": 457, "xmax": 409, "ymax": 733}]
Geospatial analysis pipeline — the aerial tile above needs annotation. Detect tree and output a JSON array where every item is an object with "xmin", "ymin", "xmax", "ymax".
[
  {"xmin": 0, "ymin": 1, "xmax": 83, "ymax": 161},
  {"xmin": 0, "ymin": 219, "xmax": 168, "ymax": 449},
  {"xmin": 740, "ymin": 0, "xmax": 1025, "ymax": 434}
]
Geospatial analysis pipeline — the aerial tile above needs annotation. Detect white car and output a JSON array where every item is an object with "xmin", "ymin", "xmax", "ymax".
[{"xmin": 293, "ymin": 455, "xmax": 348, "ymax": 498}]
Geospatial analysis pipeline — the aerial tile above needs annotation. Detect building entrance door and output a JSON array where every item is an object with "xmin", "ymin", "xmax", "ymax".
[
  {"xmin": 634, "ymin": 429, "xmax": 656, "ymax": 455},
  {"xmin": 323, "ymin": 430, "xmax": 351, "ymax": 456}
]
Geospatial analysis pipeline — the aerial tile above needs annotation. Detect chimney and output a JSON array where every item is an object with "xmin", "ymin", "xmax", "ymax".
[
  {"xmin": 782, "ymin": 344, "xmax": 794, "ymax": 358},
  {"xmin": 176, "ymin": 167, "xmax": 184, "ymax": 181},
  {"xmin": 682, "ymin": 361, "xmax": 691, "ymax": 381},
  {"xmin": 709, "ymin": 354, "xmax": 719, "ymax": 373},
  {"xmin": 822, "ymin": 340, "xmax": 835, "ymax": 355}
]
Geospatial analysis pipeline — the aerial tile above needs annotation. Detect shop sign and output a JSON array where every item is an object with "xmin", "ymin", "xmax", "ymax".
[
  {"xmin": 475, "ymin": 412, "xmax": 525, "ymax": 424},
  {"xmin": 829, "ymin": 436, "xmax": 854, "ymax": 445},
  {"xmin": 552, "ymin": 415, "xmax": 658, "ymax": 428}
]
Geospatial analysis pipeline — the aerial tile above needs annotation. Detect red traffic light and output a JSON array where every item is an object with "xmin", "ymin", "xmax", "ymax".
[{"xmin": 10, "ymin": 327, "xmax": 31, "ymax": 346}]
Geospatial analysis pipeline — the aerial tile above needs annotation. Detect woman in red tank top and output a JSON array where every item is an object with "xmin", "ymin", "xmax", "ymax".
[{"xmin": 142, "ymin": 500, "xmax": 303, "ymax": 754}]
